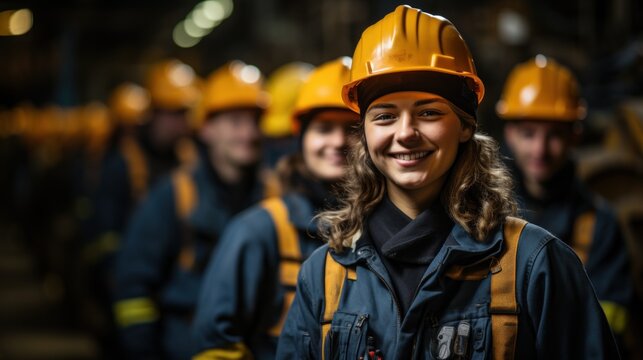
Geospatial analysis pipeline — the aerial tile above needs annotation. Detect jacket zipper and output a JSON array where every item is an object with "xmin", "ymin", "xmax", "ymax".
[{"xmin": 364, "ymin": 261, "xmax": 402, "ymax": 331}]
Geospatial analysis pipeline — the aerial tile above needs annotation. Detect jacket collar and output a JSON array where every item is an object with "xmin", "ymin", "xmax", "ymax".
[{"xmin": 331, "ymin": 221, "xmax": 504, "ymax": 275}]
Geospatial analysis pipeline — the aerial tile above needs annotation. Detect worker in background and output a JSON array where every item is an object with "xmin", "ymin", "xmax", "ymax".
[
  {"xmin": 85, "ymin": 60, "xmax": 200, "ymax": 275},
  {"xmin": 260, "ymin": 61, "xmax": 314, "ymax": 167},
  {"xmin": 192, "ymin": 57, "xmax": 359, "ymax": 359},
  {"xmin": 74, "ymin": 83, "xmax": 152, "ymax": 356},
  {"xmin": 498, "ymin": 55, "xmax": 633, "ymax": 355},
  {"xmin": 113, "ymin": 60, "xmax": 273, "ymax": 359}
]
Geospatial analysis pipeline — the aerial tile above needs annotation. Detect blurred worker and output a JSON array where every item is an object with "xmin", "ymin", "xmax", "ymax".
[
  {"xmin": 75, "ymin": 84, "xmax": 153, "ymax": 355},
  {"xmin": 84, "ymin": 60, "xmax": 199, "ymax": 280},
  {"xmin": 261, "ymin": 61, "xmax": 314, "ymax": 167},
  {"xmin": 498, "ymin": 55, "xmax": 633, "ymax": 353},
  {"xmin": 192, "ymin": 57, "xmax": 358, "ymax": 359},
  {"xmin": 113, "ymin": 60, "xmax": 273, "ymax": 359}
]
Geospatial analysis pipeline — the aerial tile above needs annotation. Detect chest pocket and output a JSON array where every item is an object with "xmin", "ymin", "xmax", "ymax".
[
  {"xmin": 324, "ymin": 312, "xmax": 369, "ymax": 360},
  {"xmin": 420, "ymin": 313, "xmax": 490, "ymax": 360}
]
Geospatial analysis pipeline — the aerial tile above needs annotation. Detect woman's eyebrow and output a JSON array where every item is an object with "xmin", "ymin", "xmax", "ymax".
[
  {"xmin": 414, "ymin": 98, "xmax": 447, "ymax": 107},
  {"xmin": 367, "ymin": 103, "xmax": 396, "ymax": 111}
]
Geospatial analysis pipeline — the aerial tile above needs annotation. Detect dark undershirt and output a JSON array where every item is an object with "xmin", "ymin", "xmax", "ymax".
[{"xmin": 366, "ymin": 196, "xmax": 454, "ymax": 316}]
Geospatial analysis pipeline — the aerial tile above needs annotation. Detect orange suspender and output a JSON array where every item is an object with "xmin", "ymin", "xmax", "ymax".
[
  {"xmin": 261, "ymin": 197, "xmax": 302, "ymax": 337},
  {"xmin": 571, "ymin": 211, "xmax": 596, "ymax": 264},
  {"xmin": 119, "ymin": 136, "xmax": 148, "ymax": 201},
  {"xmin": 321, "ymin": 216, "xmax": 527, "ymax": 360},
  {"xmin": 490, "ymin": 216, "xmax": 527, "ymax": 360}
]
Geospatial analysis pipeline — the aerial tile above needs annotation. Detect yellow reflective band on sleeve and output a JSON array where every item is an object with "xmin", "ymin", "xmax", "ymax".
[
  {"xmin": 600, "ymin": 301, "xmax": 628, "ymax": 334},
  {"xmin": 192, "ymin": 342, "xmax": 254, "ymax": 360},
  {"xmin": 114, "ymin": 297, "xmax": 159, "ymax": 328}
]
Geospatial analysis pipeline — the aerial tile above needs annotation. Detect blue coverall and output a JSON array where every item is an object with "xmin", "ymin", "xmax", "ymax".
[
  {"xmin": 192, "ymin": 192, "xmax": 325, "ymax": 359},
  {"xmin": 113, "ymin": 158, "xmax": 265, "ymax": 359},
  {"xmin": 277, "ymin": 222, "xmax": 619, "ymax": 359}
]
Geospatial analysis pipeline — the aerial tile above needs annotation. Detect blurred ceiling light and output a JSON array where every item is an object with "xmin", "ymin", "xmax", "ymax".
[
  {"xmin": 10, "ymin": 9, "xmax": 32, "ymax": 35},
  {"xmin": 218, "ymin": 0, "xmax": 234, "ymax": 18},
  {"xmin": 191, "ymin": 8, "xmax": 217, "ymax": 29},
  {"xmin": 173, "ymin": 21, "xmax": 200, "ymax": 48},
  {"xmin": 0, "ymin": 9, "xmax": 33, "ymax": 36},
  {"xmin": 201, "ymin": 1, "xmax": 225, "ymax": 22},
  {"xmin": 184, "ymin": 17, "xmax": 211, "ymax": 37},
  {"xmin": 497, "ymin": 9, "xmax": 529, "ymax": 46}
]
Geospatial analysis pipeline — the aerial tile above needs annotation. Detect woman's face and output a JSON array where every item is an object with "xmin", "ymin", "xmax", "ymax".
[
  {"xmin": 364, "ymin": 91, "xmax": 472, "ymax": 201},
  {"xmin": 302, "ymin": 109, "xmax": 359, "ymax": 182}
]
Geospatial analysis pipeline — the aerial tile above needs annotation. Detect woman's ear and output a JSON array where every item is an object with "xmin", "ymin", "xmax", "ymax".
[{"xmin": 459, "ymin": 126, "xmax": 473, "ymax": 143}]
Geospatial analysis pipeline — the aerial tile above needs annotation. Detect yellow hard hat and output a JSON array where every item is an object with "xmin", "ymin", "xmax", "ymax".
[
  {"xmin": 146, "ymin": 59, "xmax": 200, "ymax": 111},
  {"xmin": 496, "ymin": 55, "xmax": 586, "ymax": 121},
  {"xmin": 109, "ymin": 82, "xmax": 151, "ymax": 126},
  {"xmin": 292, "ymin": 57, "xmax": 354, "ymax": 134},
  {"xmin": 261, "ymin": 62, "xmax": 314, "ymax": 137},
  {"xmin": 194, "ymin": 60, "xmax": 269, "ymax": 129},
  {"xmin": 342, "ymin": 5, "xmax": 484, "ymax": 113}
]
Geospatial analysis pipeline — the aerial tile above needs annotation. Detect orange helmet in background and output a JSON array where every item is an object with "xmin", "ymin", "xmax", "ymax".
[
  {"xmin": 292, "ymin": 57, "xmax": 354, "ymax": 134},
  {"xmin": 261, "ymin": 62, "xmax": 314, "ymax": 137},
  {"xmin": 193, "ymin": 60, "xmax": 269, "ymax": 129},
  {"xmin": 496, "ymin": 55, "xmax": 586, "ymax": 121},
  {"xmin": 146, "ymin": 59, "xmax": 200, "ymax": 111},
  {"xmin": 342, "ymin": 5, "xmax": 484, "ymax": 113},
  {"xmin": 109, "ymin": 82, "xmax": 151, "ymax": 126}
]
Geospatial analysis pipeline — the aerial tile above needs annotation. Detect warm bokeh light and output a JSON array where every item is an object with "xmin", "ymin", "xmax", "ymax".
[{"xmin": 0, "ymin": 9, "xmax": 33, "ymax": 36}]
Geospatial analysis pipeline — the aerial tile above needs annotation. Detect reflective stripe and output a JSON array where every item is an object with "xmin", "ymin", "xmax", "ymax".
[
  {"xmin": 490, "ymin": 216, "xmax": 527, "ymax": 360},
  {"xmin": 572, "ymin": 211, "xmax": 596, "ymax": 265},
  {"xmin": 601, "ymin": 301, "xmax": 628, "ymax": 334},
  {"xmin": 261, "ymin": 198, "xmax": 302, "ymax": 337},
  {"xmin": 114, "ymin": 297, "xmax": 159, "ymax": 327},
  {"xmin": 81, "ymin": 232, "xmax": 120, "ymax": 265},
  {"xmin": 192, "ymin": 342, "xmax": 254, "ymax": 360}
]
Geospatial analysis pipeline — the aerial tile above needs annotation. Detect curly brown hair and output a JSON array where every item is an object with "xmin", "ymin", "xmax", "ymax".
[{"xmin": 317, "ymin": 103, "xmax": 517, "ymax": 252}]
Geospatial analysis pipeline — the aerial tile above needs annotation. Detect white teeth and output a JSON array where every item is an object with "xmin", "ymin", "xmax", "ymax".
[{"xmin": 393, "ymin": 151, "xmax": 429, "ymax": 160}]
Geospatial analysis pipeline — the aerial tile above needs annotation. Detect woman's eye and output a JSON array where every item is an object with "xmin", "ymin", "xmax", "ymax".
[
  {"xmin": 372, "ymin": 113, "xmax": 395, "ymax": 121},
  {"xmin": 418, "ymin": 109, "xmax": 443, "ymax": 118}
]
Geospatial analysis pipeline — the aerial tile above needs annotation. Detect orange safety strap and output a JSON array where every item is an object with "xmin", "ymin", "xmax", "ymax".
[
  {"xmin": 174, "ymin": 136, "xmax": 199, "ymax": 171},
  {"xmin": 119, "ymin": 135, "xmax": 148, "ymax": 201},
  {"xmin": 490, "ymin": 216, "xmax": 527, "ymax": 360},
  {"xmin": 172, "ymin": 170, "xmax": 198, "ymax": 221},
  {"xmin": 571, "ymin": 211, "xmax": 596, "ymax": 265},
  {"xmin": 172, "ymin": 170, "xmax": 198, "ymax": 271},
  {"xmin": 261, "ymin": 198, "xmax": 302, "ymax": 337},
  {"xmin": 321, "ymin": 250, "xmax": 356, "ymax": 360}
]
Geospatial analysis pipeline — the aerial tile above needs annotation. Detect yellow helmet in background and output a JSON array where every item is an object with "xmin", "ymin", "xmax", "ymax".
[
  {"xmin": 292, "ymin": 57, "xmax": 354, "ymax": 134},
  {"xmin": 146, "ymin": 59, "xmax": 200, "ymax": 111},
  {"xmin": 109, "ymin": 82, "xmax": 151, "ymax": 126},
  {"xmin": 496, "ymin": 55, "xmax": 586, "ymax": 121},
  {"xmin": 342, "ymin": 5, "xmax": 484, "ymax": 113},
  {"xmin": 261, "ymin": 62, "xmax": 314, "ymax": 137},
  {"xmin": 194, "ymin": 60, "xmax": 269, "ymax": 129}
]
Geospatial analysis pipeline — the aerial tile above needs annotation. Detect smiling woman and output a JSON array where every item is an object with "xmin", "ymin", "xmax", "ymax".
[{"xmin": 277, "ymin": 5, "xmax": 620, "ymax": 360}]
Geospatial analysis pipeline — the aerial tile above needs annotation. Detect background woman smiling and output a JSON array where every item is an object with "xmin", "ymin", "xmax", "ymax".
[{"xmin": 277, "ymin": 5, "xmax": 619, "ymax": 360}]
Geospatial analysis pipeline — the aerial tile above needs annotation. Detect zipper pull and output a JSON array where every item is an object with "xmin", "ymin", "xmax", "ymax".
[{"xmin": 356, "ymin": 314, "xmax": 368, "ymax": 329}]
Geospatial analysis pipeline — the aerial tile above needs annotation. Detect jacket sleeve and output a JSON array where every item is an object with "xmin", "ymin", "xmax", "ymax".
[
  {"xmin": 276, "ymin": 248, "xmax": 326, "ymax": 360},
  {"xmin": 517, "ymin": 224, "xmax": 621, "ymax": 359},
  {"xmin": 192, "ymin": 208, "xmax": 279, "ymax": 358},
  {"xmin": 585, "ymin": 205, "xmax": 633, "ymax": 337},
  {"xmin": 112, "ymin": 179, "xmax": 178, "ymax": 358}
]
